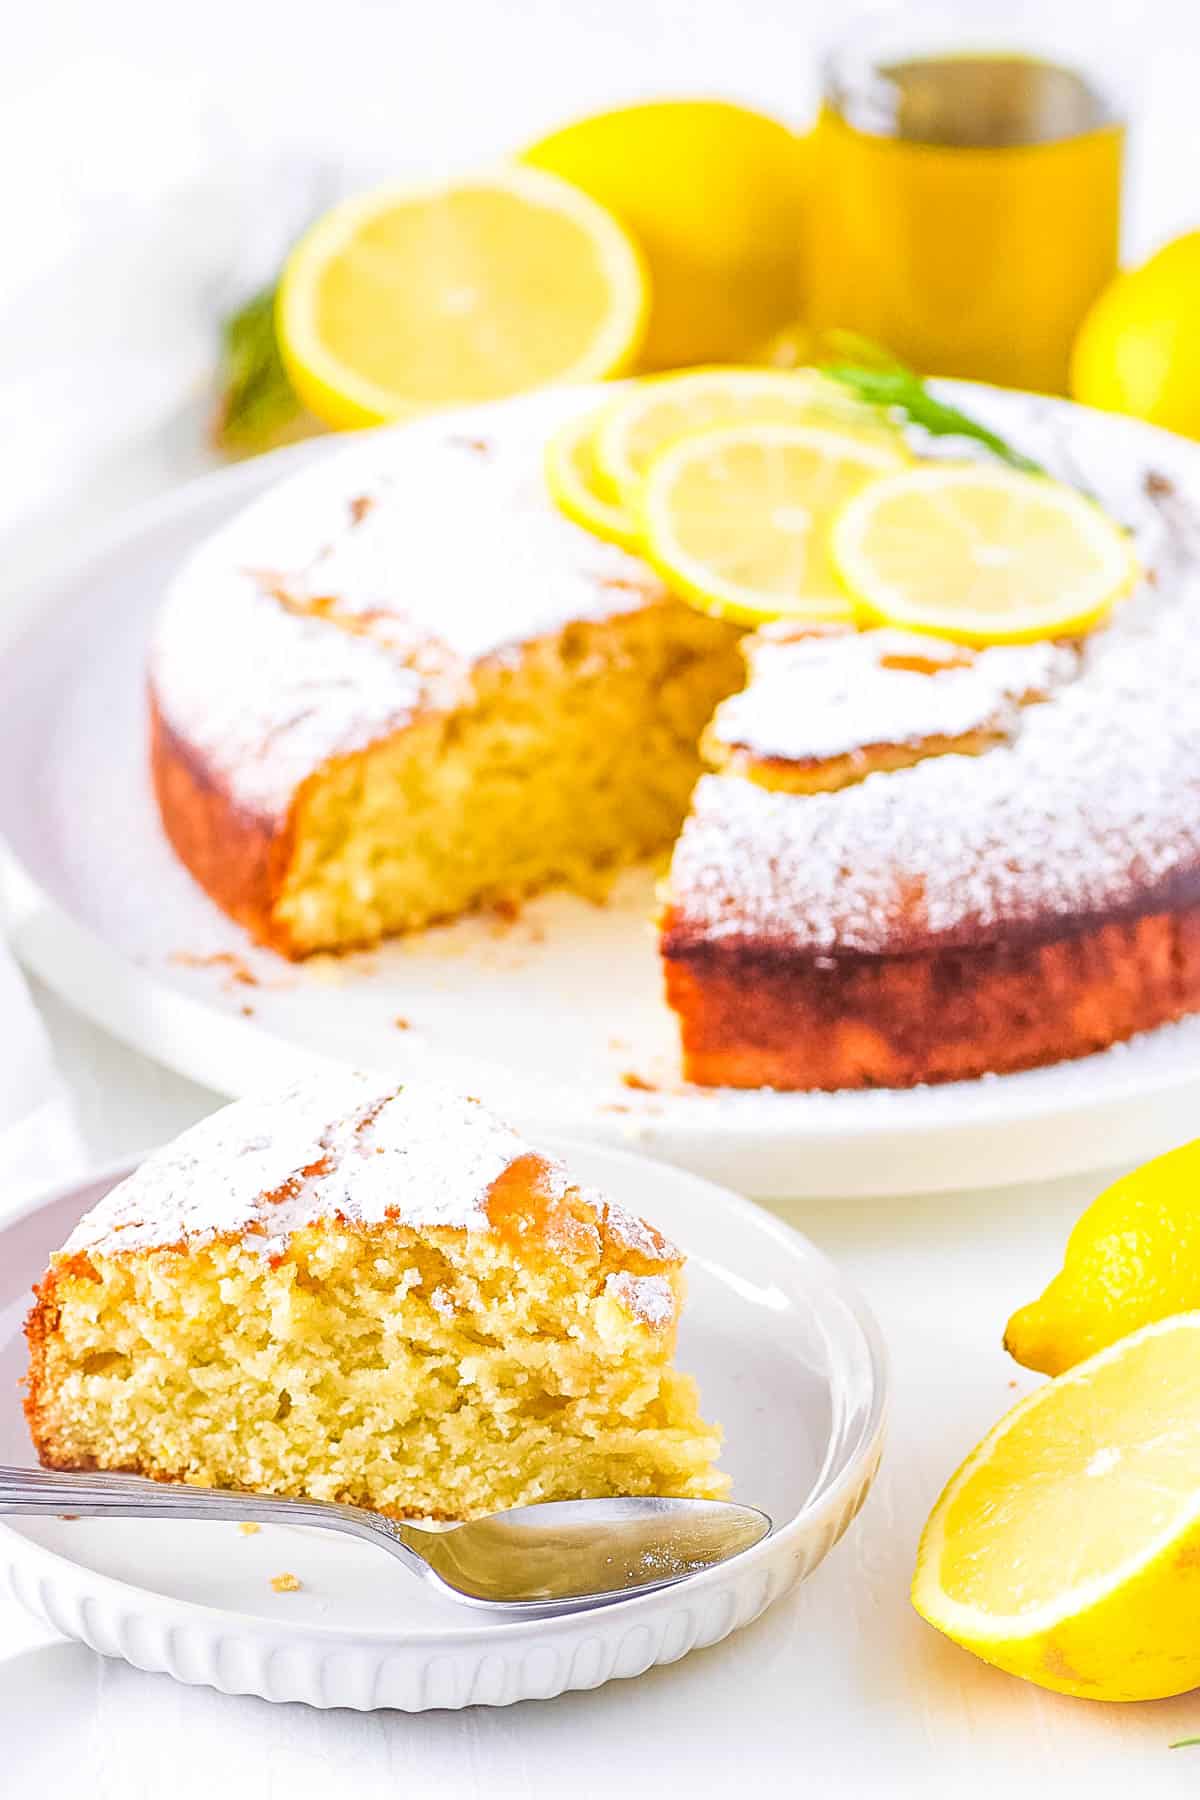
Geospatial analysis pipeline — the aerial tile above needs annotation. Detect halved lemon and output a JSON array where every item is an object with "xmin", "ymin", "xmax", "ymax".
[
  {"xmin": 277, "ymin": 168, "xmax": 648, "ymax": 430},
  {"xmin": 914, "ymin": 1313, "xmax": 1200, "ymax": 1701},
  {"xmin": 640, "ymin": 422, "xmax": 908, "ymax": 627},
  {"xmin": 545, "ymin": 403, "xmax": 640, "ymax": 549},
  {"xmin": 593, "ymin": 366, "xmax": 902, "ymax": 509},
  {"xmin": 831, "ymin": 463, "xmax": 1138, "ymax": 646}
]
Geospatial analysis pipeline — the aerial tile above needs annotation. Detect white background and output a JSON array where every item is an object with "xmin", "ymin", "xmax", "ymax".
[{"xmin": 6, "ymin": 0, "xmax": 1200, "ymax": 1792}]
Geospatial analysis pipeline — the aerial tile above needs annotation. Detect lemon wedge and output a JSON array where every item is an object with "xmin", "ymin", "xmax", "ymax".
[
  {"xmin": 831, "ymin": 464, "xmax": 1138, "ymax": 646},
  {"xmin": 277, "ymin": 169, "xmax": 648, "ymax": 429},
  {"xmin": 914, "ymin": 1312, "xmax": 1200, "ymax": 1701},
  {"xmin": 544, "ymin": 404, "xmax": 640, "ymax": 549},
  {"xmin": 593, "ymin": 367, "xmax": 901, "ymax": 509},
  {"xmin": 640, "ymin": 422, "xmax": 908, "ymax": 627},
  {"xmin": 1005, "ymin": 1139, "xmax": 1200, "ymax": 1377}
]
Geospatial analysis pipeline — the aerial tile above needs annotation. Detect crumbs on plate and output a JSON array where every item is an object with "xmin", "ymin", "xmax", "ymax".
[
  {"xmin": 238, "ymin": 1520, "xmax": 261, "ymax": 1536},
  {"xmin": 620, "ymin": 1070, "xmax": 658, "ymax": 1092},
  {"xmin": 271, "ymin": 1571, "xmax": 302, "ymax": 1593}
]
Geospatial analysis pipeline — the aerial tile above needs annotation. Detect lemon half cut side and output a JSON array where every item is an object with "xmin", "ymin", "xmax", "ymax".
[
  {"xmin": 277, "ymin": 168, "xmax": 649, "ymax": 430},
  {"xmin": 914, "ymin": 1312, "xmax": 1200, "ymax": 1702}
]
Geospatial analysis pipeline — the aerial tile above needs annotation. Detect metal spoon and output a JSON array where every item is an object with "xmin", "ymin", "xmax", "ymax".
[{"xmin": 0, "ymin": 1465, "xmax": 770, "ymax": 1614}]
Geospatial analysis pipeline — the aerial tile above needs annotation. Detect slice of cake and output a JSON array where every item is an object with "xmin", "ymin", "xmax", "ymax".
[{"xmin": 25, "ymin": 1073, "xmax": 725, "ymax": 1519}]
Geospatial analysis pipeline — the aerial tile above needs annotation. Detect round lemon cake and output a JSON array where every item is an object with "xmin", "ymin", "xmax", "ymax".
[{"xmin": 149, "ymin": 391, "xmax": 1200, "ymax": 1089}]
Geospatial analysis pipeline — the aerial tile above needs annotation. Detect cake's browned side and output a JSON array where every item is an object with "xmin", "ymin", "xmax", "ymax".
[
  {"xmin": 24, "ymin": 1255, "xmax": 87, "ymax": 1470},
  {"xmin": 149, "ymin": 687, "xmax": 298, "ymax": 955},
  {"xmin": 662, "ymin": 905, "xmax": 1200, "ymax": 1090}
]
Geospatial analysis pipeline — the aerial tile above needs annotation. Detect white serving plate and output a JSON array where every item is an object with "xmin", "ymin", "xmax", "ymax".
[
  {"xmin": 0, "ymin": 1142, "xmax": 885, "ymax": 1711},
  {"xmin": 3, "ymin": 386, "xmax": 1200, "ymax": 1196}
]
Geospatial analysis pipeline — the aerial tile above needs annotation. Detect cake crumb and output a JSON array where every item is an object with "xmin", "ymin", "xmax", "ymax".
[
  {"xmin": 487, "ymin": 901, "xmax": 525, "ymax": 939},
  {"xmin": 240, "ymin": 1004, "xmax": 255, "ymax": 1017},
  {"xmin": 620, "ymin": 1071, "xmax": 658, "ymax": 1092},
  {"xmin": 238, "ymin": 1521, "xmax": 261, "ymax": 1536},
  {"xmin": 271, "ymin": 1571, "xmax": 302, "ymax": 1593},
  {"xmin": 393, "ymin": 1016, "xmax": 411, "ymax": 1030},
  {"xmin": 170, "ymin": 948, "xmax": 260, "ymax": 992}
]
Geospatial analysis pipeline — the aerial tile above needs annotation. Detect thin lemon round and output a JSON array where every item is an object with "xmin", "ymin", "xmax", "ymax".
[
  {"xmin": 914, "ymin": 1313, "xmax": 1200, "ymax": 1701},
  {"xmin": 277, "ymin": 168, "xmax": 648, "ymax": 430},
  {"xmin": 640, "ymin": 422, "xmax": 908, "ymax": 628},
  {"xmin": 831, "ymin": 463, "xmax": 1138, "ymax": 646},
  {"xmin": 544, "ymin": 404, "xmax": 640, "ymax": 549},
  {"xmin": 594, "ymin": 366, "xmax": 902, "ymax": 509}
]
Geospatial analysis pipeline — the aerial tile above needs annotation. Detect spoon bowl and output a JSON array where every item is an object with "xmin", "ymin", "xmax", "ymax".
[{"xmin": 0, "ymin": 1465, "xmax": 770, "ymax": 1615}]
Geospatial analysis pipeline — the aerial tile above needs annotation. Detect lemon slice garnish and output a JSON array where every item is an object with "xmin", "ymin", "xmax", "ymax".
[
  {"xmin": 639, "ymin": 421, "xmax": 908, "ymax": 628},
  {"xmin": 544, "ymin": 405, "xmax": 640, "ymax": 550},
  {"xmin": 593, "ymin": 366, "xmax": 902, "ymax": 509},
  {"xmin": 831, "ymin": 463, "xmax": 1138, "ymax": 646},
  {"xmin": 277, "ymin": 169, "xmax": 648, "ymax": 430},
  {"xmin": 914, "ymin": 1312, "xmax": 1200, "ymax": 1701}
]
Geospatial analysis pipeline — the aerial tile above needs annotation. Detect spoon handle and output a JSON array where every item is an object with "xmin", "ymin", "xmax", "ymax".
[{"xmin": 0, "ymin": 1463, "xmax": 400, "ymax": 1541}]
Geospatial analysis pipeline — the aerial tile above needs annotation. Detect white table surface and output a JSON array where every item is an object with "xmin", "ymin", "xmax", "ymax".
[
  {"xmin": 7, "ymin": 0, "xmax": 1200, "ymax": 1790},
  {"xmin": 14, "ymin": 993, "xmax": 1200, "ymax": 1796}
]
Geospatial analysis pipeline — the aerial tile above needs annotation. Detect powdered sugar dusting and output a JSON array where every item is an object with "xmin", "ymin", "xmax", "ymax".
[
  {"xmin": 151, "ymin": 575, "xmax": 426, "ymax": 819},
  {"xmin": 151, "ymin": 399, "xmax": 664, "ymax": 825},
  {"xmin": 709, "ymin": 628, "xmax": 1076, "ymax": 765},
  {"xmin": 62, "ymin": 1072, "xmax": 681, "ymax": 1268},
  {"xmin": 669, "ymin": 418, "xmax": 1200, "ymax": 960},
  {"xmin": 592, "ymin": 1190, "xmax": 678, "ymax": 1260},
  {"xmin": 292, "ymin": 429, "xmax": 660, "ymax": 660},
  {"xmin": 670, "ymin": 581, "xmax": 1200, "ymax": 956},
  {"xmin": 604, "ymin": 1271, "xmax": 676, "ymax": 1330}
]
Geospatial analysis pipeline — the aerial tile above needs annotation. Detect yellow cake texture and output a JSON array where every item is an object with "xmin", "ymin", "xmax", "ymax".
[
  {"xmin": 149, "ymin": 402, "xmax": 742, "ymax": 957},
  {"xmin": 25, "ymin": 1073, "xmax": 725, "ymax": 1520}
]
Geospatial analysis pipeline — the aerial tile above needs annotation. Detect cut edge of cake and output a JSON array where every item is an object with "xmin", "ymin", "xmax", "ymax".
[{"xmin": 26, "ymin": 1073, "xmax": 727, "ymax": 1520}]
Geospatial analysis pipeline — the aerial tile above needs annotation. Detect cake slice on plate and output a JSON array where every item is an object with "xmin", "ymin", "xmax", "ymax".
[{"xmin": 25, "ymin": 1073, "xmax": 725, "ymax": 1519}]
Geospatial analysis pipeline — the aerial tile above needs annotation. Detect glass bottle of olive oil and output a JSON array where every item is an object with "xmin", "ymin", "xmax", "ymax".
[{"xmin": 807, "ymin": 21, "xmax": 1125, "ymax": 392}]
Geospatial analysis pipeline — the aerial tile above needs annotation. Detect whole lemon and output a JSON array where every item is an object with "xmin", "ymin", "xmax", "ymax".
[
  {"xmin": 1071, "ymin": 231, "xmax": 1200, "ymax": 437},
  {"xmin": 523, "ymin": 100, "xmax": 806, "ymax": 371},
  {"xmin": 1005, "ymin": 1138, "xmax": 1200, "ymax": 1376}
]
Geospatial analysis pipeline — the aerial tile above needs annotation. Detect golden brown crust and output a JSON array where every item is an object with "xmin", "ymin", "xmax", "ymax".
[
  {"xmin": 703, "ymin": 727, "xmax": 1004, "ymax": 794},
  {"xmin": 662, "ymin": 904, "xmax": 1200, "ymax": 1090},
  {"xmin": 23, "ymin": 1264, "xmax": 66, "ymax": 1466},
  {"xmin": 149, "ymin": 686, "xmax": 300, "ymax": 956}
]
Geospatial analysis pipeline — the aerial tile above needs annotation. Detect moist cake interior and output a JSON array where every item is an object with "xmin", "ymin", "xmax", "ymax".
[
  {"xmin": 277, "ymin": 604, "xmax": 741, "ymax": 951},
  {"xmin": 26, "ymin": 1077, "xmax": 726, "ymax": 1519}
]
